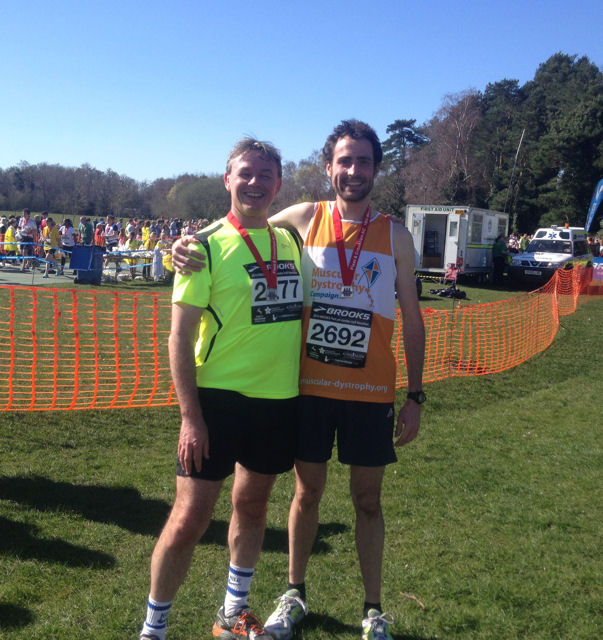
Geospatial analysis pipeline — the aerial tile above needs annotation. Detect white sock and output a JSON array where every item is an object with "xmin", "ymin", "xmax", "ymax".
[
  {"xmin": 141, "ymin": 596, "xmax": 172, "ymax": 640},
  {"xmin": 223, "ymin": 564, "xmax": 255, "ymax": 616}
]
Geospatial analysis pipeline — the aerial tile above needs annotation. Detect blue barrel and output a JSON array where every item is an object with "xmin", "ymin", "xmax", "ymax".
[{"xmin": 70, "ymin": 245, "xmax": 105, "ymax": 285}]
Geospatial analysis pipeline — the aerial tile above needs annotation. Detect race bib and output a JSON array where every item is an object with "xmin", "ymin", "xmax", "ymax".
[
  {"xmin": 245, "ymin": 260, "xmax": 303, "ymax": 324},
  {"xmin": 306, "ymin": 302, "xmax": 372, "ymax": 368}
]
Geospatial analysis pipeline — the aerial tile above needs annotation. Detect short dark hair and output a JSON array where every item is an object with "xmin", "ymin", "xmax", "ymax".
[
  {"xmin": 226, "ymin": 137, "xmax": 282, "ymax": 178},
  {"xmin": 322, "ymin": 119, "xmax": 383, "ymax": 166}
]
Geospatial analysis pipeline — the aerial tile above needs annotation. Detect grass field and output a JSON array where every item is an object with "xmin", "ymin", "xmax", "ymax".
[{"xmin": 0, "ymin": 290, "xmax": 600, "ymax": 639}]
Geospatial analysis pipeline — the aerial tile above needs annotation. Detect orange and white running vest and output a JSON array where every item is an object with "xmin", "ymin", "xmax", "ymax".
[{"xmin": 299, "ymin": 201, "xmax": 397, "ymax": 403}]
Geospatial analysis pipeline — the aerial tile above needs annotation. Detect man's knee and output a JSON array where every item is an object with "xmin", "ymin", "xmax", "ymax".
[
  {"xmin": 294, "ymin": 468, "xmax": 327, "ymax": 511},
  {"xmin": 161, "ymin": 505, "xmax": 210, "ymax": 550},
  {"xmin": 296, "ymin": 479, "xmax": 324, "ymax": 508},
  {"xmin": 351, "ymin": 486, "xmax": 382, "ymax": 519},
  {"xmin": 354, "ymin": 497, "xmax": 382, "ymax": 520},
  {"xmin": 232, "ymin": 490, "xmax": 270, "ymax": 526}
]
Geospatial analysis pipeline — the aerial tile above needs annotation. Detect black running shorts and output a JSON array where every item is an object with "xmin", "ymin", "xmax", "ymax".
[
  {"xmin": 20, "ymin": 236, "xmax": 34, "ymax": 255},
  {"xmin": 296, "ymin": 395, "xmax": 397, "ymax": 467},
  {"xmin": 177, "ymin": 388, "xmax": 298, "ymax": 481}
]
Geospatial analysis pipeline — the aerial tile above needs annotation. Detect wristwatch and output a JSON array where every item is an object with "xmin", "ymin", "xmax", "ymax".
[{"xmin": 407, "ymin": 390, "xmax": 427, "ymax": 405}]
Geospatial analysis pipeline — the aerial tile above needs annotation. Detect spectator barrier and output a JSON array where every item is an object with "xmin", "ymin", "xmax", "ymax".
[{"xmin": 0, "ymin": 266, "xmax": 595, "ymax": 411}]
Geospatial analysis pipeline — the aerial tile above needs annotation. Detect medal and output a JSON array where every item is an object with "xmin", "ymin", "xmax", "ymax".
[
  {"xmin": 340, "ymin": 285, "xmax": 354, "ymax": 298},
  {"xmin": 227, "ymin": 211, "xmax": 278, "ymax": 299},
  {"xmin": 332, "ymin": 203, "xmax": 372, "ymax": 299}
]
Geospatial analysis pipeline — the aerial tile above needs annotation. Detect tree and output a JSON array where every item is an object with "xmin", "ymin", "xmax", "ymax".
[
  {"xmin": 166, "ymin": 175, "xmax": 229, "ymax": 220},
  {"xmin": 521, "ymin": 54, "xmax": 603, "ymax": 227},
  {"xmin": 142, "ymin": 177, "xmax": 178, "ymax": 219},
  {"xmin": 399, "ymin": 53, "xmax": 603, "ymax": 232},
  {"xmin": 292, "ymin": 151, "xmax": 332, "ymax": 202},
  {"xmin": 374, "ymin": 119, "xmax": 429, "ymax": 216},
  {"xmin": 382, "ymin": 119, "xmax": 429, "ymax": 172},
  {"xmin": 402, "ymin": 91, "xmax": 483, "ymax": 205},
  {"xmin": 272, "ymin": 161, "xmax": 302, "ymax": 212},
  {"xmin": 472, "ymin": 79, "xmax": 525, "ymax": 206}
]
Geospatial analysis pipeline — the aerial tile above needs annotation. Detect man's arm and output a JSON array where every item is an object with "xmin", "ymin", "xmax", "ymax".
[
  {"xmin": 268, "ymin": 202, "xmax": 315, "ymax": 238},
  {"xmin": 392, "ymin": 223, "xmax": 425, "ymax": 446},
  {"xmin": 169, "ymin": 301, "xmax": 209, "ymax": 473},
  {"xmin": 170, "ymin": 202, "xmax": 316, "ymax": 274}
]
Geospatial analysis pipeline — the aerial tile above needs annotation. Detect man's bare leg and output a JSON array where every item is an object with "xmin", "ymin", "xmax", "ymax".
[
  {"xmin": 350, "ymin": 465, "xmax": 385, "ymax": 604},
  {"xmin": 149, "ymin": 475, "xmax": 222, "ymax": 602},
  {"xmin": 228, "ymin": 463, "xmax": 276, "ymax": 567},
  {"xmin": 288, "ymin": 460, "xmax": 328, "ymax": 584}
]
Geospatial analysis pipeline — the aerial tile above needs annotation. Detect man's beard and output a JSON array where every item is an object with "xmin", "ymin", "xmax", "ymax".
[{"xmin": 333, "ymin": 176, "xmax": 374, "ymax": 202}]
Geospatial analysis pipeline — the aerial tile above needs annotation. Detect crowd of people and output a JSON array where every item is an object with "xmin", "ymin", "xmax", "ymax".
[
  {"xmin": 91, "ymin": 215, "xmax": 209, "ymax": 281},
  {"xmin": 2, "ymin": 211, "xmax": 602, "ymax": 277},
  {"xmin": 506, "ymin": 232, "xmax": 532, "ymax": 253},
  {"xmin": 0, "ymin": 209, "xmax": 211, "ymax": 279}
]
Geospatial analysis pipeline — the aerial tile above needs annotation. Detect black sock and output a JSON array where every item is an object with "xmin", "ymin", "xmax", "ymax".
[
  {"xmin": 363, "ymin": 602, "xmax": 382, "ymax": 618},
  {"xmin": 288, "ymin": 582, "xmax": 306, "ymax": 602}
]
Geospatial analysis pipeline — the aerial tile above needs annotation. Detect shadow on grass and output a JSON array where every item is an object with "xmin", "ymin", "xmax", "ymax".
[
  {"xmin": 0, "ymin": 602, "xmax": 35, "ymax": 629},
  {"xmin": 203, "ymin": 519, "xmax": 348, "ymax": 554},
  {"xmin": 300, "ymin": 612, "xmax": 437, "ymax": 640},
  {"xmin": 0, "ymin": 516, "xmax": 114, "ymax": 568},
  {"xmin": 0, "ymin": 475, "xmax": 349, "ymax": 553},
  {"xmin": 0, "ymin": 475, "xmax": 170, "ymax": 535}
]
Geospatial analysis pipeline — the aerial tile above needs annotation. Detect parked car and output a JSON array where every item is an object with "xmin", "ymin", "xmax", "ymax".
[{"xmin": 508, "ymin": 226, "xmax": 592, "ymax": 284}]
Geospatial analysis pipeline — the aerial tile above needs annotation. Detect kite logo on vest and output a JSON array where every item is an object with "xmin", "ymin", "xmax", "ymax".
[{"xmin": 361, "ymin": 257, "xmax": 381, "ymax": 288}]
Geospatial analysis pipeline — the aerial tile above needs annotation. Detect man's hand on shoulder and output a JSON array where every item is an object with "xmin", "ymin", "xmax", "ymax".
[{"xmin": 172, "ymin": 235, "xmax": 206, "ymax": 275}]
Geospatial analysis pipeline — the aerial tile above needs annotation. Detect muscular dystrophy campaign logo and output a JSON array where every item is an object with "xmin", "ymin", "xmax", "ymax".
[{"xmin": 310, "ymin": 257, "xmax": 383, "ymax": 300}]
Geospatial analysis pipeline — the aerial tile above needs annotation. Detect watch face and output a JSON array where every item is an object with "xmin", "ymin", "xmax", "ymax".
[{"xmin": 408, "ymin": 391, "xmax": 427, "ymax": 404}]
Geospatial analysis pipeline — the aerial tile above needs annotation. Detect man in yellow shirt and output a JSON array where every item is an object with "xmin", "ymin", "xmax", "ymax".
[
  {"xmin": 139, "ymin": 138, "xmax": 302, "ymax": 640},
  {"xmin": 42, "ymin": 218, "xmax": 61, "ymax": 278}
]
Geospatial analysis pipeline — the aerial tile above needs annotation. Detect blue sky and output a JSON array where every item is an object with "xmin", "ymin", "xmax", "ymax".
[{"xmin": 2, "ymin": 0, "xmax": 601, "ymax": 183}]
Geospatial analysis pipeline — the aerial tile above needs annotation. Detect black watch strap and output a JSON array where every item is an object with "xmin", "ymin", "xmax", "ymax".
[{"xmin": 407, "ymin": 390, "xmax": 427, "ymax": 404}]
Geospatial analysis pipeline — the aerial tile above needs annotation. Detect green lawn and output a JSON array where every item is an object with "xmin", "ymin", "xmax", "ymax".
[{"xmin": 0, "ymin": 293, "xmax": 600, "ymax": 639}]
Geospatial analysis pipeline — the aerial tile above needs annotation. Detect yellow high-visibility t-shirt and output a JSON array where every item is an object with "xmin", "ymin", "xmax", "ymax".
[{"xmin": 172, "ymin": 217, "xmax": 303, "ymax": 399}]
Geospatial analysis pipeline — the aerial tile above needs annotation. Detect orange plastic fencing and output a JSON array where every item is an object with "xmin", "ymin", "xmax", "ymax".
[
  {"xmin": 0, "ymin": 267, "xmax": 594, "ymax": 411},
  {"xmin": 0, "ymin": 287, "xmax": 175, "ymax": 411},
  {"xmin": 393, "ymin": 266, "xmax": 592, "ymax": 387}
]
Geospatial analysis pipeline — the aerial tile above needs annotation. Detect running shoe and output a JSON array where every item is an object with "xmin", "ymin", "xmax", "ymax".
[
  {"xmin": 213, "ymin": 605, "xmax": 271, "ymax": 639},
  {"xmin": 361, "ymin": 609, "xmax": 394, "ymax": 640},
  {"xmin": 264, "ymin": 589, "xmax": 307, "ymax": 639}
]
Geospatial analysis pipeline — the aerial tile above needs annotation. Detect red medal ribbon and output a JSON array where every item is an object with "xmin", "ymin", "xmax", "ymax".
[
  {"xmin": 332, "ymin": 203, "xmax": 372, "ymax": 289},
  {"xmin": 227, "ymin": 211, "xmax": 278, "ymax": 291}
]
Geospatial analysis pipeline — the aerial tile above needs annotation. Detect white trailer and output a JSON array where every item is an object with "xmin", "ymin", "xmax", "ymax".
[{"xmin": 405, "ymin": 205, "xmax": 509, "ymax": 280}]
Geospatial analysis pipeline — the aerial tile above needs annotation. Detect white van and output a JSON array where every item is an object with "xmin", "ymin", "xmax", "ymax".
[
  {"xmin": 508, "ymin": 226, "xmax": 592, "ymax": 284},
  {"xmin": 405, "ymin": 205, "xmax": 509, "ymax": 281}
]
